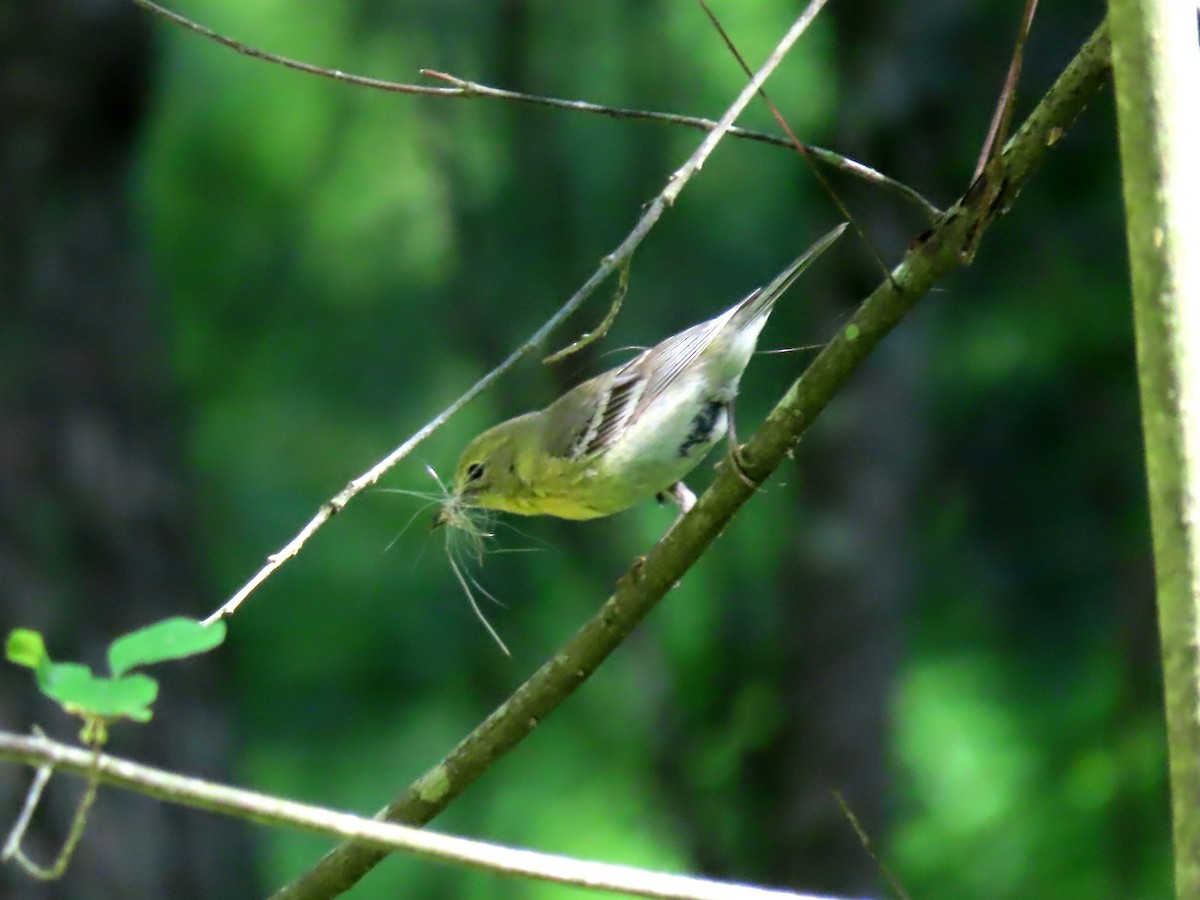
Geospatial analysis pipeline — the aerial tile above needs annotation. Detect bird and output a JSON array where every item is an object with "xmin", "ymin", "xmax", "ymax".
[{"xmin": 437, "ymin": 222, "xmax": 846, "ymax": 525}]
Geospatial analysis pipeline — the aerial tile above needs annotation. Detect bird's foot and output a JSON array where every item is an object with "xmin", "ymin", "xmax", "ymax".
[
  {"xmin": 727, "ymin": 444, "xmax": 760, "ymax": 490},
  {"xmin": 658, "ymin": 481, "xmax": 697, "ymax": 518}
]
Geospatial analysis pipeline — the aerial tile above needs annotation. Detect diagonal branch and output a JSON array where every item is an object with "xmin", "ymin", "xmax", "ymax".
[
  {"xmin": 199, "ymin": 0, "xmax": 833, "ymax": 625},
  {"xmin": 274, "ymin": 19, "xmax": 1113, "ymax": 900}
]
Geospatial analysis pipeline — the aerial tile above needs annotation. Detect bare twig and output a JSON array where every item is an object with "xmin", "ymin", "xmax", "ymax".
[
  {"xmin": 128, "ymin": 0, "xmax": 937, "ymax": 215},
  {"xmin": 962, "ymin": 0, "xmax": 1039, "ymax": 262},
  {"xmin": 1, "ymin": 737, "xmax": 52, "ymax": 863},
  {"xmin": 543, "ymin": 257, "xmax": 631, "ymax": 364},
  {"xmin": 200, "ymin": 0, "xmax": 834, "ymax": 624},
  {"xmin": 421, "ymin": 69, "xmax": 940, "ymax": 217},
  {"xmin": 129, "ymin": 0, "xmax": 458, "ymax": 95},
  {"xmin": 832, "ymin": 790, "xmax": 910, "ymax": 900},
  {"xmin": 3, "ymin": 737, "xmax": 102, "ymax": 880},
  {"xmin": 0, "ymin": 731, "xmax": 851, "ymax": 900},
  {"xmin": 698, "ymin": 0, "xmax": 918, "ymax": 290},
  {"xmin": 972, "ymin": 0, "xmax": 1040, "ymax": 183}
]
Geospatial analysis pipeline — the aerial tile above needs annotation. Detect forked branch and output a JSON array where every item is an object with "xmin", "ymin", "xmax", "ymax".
[{"xmin": 275, "ymin": 19, "xmax": 1113, "ymax": 900}]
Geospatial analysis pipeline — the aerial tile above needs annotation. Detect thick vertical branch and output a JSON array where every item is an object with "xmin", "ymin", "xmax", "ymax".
[{"xmin": 1107, "ymin": 1, "xmax": 1200, "ymax": 896}]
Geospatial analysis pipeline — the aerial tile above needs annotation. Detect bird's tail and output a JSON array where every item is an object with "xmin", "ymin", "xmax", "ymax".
[{"xmin": 732, "ymin": 221, "xmax": 848, "ymax": 325}]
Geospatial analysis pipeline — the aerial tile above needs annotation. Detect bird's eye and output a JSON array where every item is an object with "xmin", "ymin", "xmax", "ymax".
[{"xmin": 465, "ymin": 462, "xmax": 486, "ymax": 483}]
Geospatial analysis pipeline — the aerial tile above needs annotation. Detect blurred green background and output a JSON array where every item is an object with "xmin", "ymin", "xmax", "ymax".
[{"xmin": 1, "ymin": 0, "xmax": 1169, "ymax": 898}]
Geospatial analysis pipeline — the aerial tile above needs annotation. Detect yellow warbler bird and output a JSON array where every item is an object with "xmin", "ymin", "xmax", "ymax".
[{"xmin": 439, "ymin": 222, "xmax": 846, "ymax": 524}]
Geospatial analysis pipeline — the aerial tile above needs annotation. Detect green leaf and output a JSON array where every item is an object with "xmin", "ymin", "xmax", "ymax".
[
  {"xmin": 107, "ymin": 617, "xmax": 227, "ymax": 676},
  {"xmin": 6, "ymin": 629, "xmax": 48, "ymax": 671},
  {"xmin": 36, "ymin": 662, "xmax": 159, "ymax": 721}
]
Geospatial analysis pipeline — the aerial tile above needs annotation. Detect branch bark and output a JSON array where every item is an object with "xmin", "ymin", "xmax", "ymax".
[
  {"xmin": 275, "ymin": 20, "xmax": 1113, "ymax": 900},
  {"xmin": 1106, "ymin": 1, "xmax": 1200, "ymax": 896}
]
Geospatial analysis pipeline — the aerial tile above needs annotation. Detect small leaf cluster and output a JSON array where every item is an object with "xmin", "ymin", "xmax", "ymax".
[{"xmin": 6, "ymin": 618, "xmax": 226, "ymax": 744}]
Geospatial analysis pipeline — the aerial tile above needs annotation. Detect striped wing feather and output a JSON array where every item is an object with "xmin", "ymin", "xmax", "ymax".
[
  {"xmin": 556, "ymin": 314, "xmax": 729, "ymax": 460},
  {"xmin": 541, "ymin": 223, "xmax": 848, "ymax": 462}
]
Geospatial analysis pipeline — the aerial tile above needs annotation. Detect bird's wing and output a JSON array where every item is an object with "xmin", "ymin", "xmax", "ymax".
[
  {"xmin": 540, "ymin": 225, "xmax": 849, "ymax": 463},
  {"xmin": 574, "ymin": 367, "xmax": 647, "ymax": 459},
  {"xmin": 535, "ymin": 367, "xmax": 627, "ymax": 460},
  {"xmin": 624, "ymin": 315, "xmax": 729, "ymax": 422},
  {"xmin": 544, "ymin": 364, "xmax": 648, "ymax": 461},
  {"xmin": 544, "ymin": 314, "xmax": 729, "ymax": 461}
]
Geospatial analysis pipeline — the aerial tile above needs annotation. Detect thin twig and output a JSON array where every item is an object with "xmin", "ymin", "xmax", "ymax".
[
  {"xmin": 698, "ymin": 0, "xmax": 917, "ymax": 291},
  {"xmin": 962, "ymin": 0, "xmax": 1039, "ymax": 262},
  {"xmin": 4, "ymin": 737, "xmax": 103, "ymax": 880},
  {"xmin": 421, "ymin": 69, "xmax": 940, "ymax": 217},
  {"xmin": 1, "ymin": 732, "xmax": 52, "ymax": 863},
  {"xmin": 127, "ymin": 0, "xmax": 937, "ymax": 215},
  {"xmin": 972, "ymin": 0, "xmax": 1040, "ymax": 183},
  {"xmin": 1107, "ymin": 0, "xmax": 1200, "ymax": 890},
  {"xmin": 201, "ymin": 0, "xmax": 834, "ymax": 624},
  {"xmin": 129, "ymin": 0, "xmax": 459, "ymax": 95},
  {"xmin": 0, "ymin": 731, "xmax": 851, "ymax": 900},
  {"xmin": 543, "ymin": 257, "xmax": 631, "ymax": 364},
  {"xmin": 275, "ymin": 21, "xmax": 1113, "ymax": 899},
  {"xmin": 832, "ymin": 790, "xmax": 910, "ymax": 900}
]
